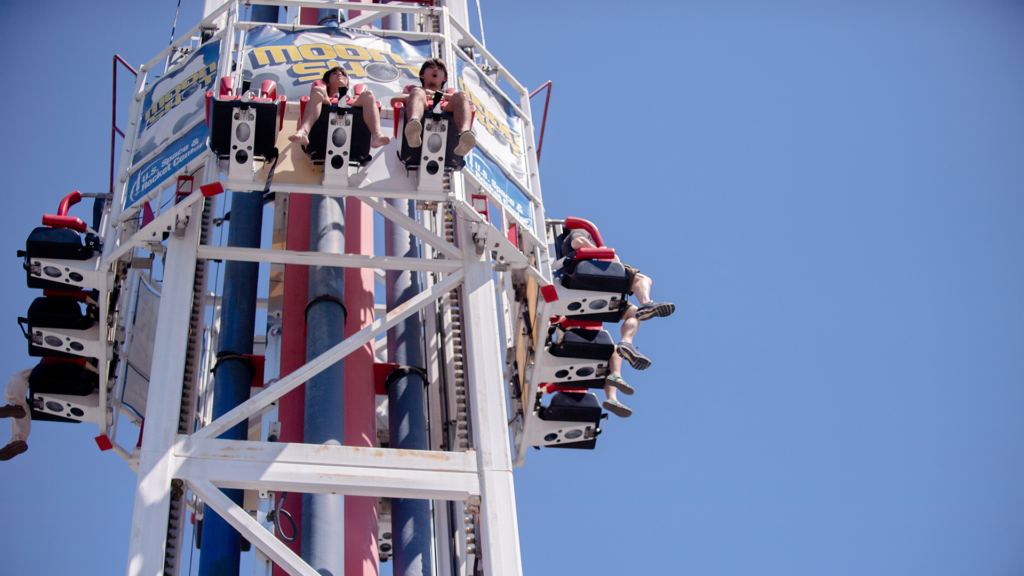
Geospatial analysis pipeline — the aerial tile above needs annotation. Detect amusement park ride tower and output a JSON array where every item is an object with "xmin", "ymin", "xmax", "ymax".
[{"xmin": 15, "ymin": 1, "xmax": 641, "ymax": 575}]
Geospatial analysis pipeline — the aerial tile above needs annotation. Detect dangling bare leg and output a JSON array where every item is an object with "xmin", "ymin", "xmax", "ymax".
[
  {"xmin": 351, "ymin": 89, "xmax": 391, "ymax": 148},
  {"xmin": 289, "ymin": 86, "xmax": 331, "ymax": 147},
  {"xmin": 443, "ymin": 91, "xmax": 476, "ymax": 155},
  {"xmin": 403, "ymin": 87, "xmax": 428, "ymax": 147}
]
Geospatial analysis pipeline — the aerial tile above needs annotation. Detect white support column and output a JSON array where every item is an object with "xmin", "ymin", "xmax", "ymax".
[
  {"xmin": 125, "ymin": 202, "xmax": 202, "ymax": 576},
  {"xmin": 459, "ymin": 219, "xmax": 524, "ymax": 576}
]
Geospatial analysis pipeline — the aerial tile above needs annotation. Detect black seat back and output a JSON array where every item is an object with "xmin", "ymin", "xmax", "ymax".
[
  {"xmin": 29, "ymin": 362, "xmax": 98, "ymax": 396},
  {"xmin": 548, "ymin": 328, "xmax": 615, "ymax": 360},
  {"xmin": 27, "ymin": 296, "xmax": 95, "ymax": 330},
  {"xmin": 208, "ymin": 99, "xmax": 280, "ymax": 160},
  {"xmin": 303, "ymin": 105, "xmax": 372, "ymax": 166}
]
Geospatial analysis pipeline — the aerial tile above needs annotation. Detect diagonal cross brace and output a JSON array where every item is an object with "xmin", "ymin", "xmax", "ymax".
[
  {"xmin": 359, "ymin": 196, "xmax": 462, "ymax": 260},
  {"xmin": 188, "ymin": 479, "xmax": 320, "ymax": 576},
  {"xmin": 193, "ymin": 270, "xmax": 464, "ymax": 440}
]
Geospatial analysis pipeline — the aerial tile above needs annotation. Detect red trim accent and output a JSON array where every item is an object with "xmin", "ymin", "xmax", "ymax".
[
  {"xmin": 57, "ymin": 191, "xmax": 81, "ymax": 216},
  {"xmin": 551, "ymin": 316, "xmax": 603, "ymax": 330},
  {"xmin": 244, "ymin": 354, "xmax": 266, "ymax": 388},
  {"xmin": 41, "ymin": 357, "xmax": 87, "ymax": 366},
  {"xmin": 260, "ymin": 80, "xmax": 277, "ymax": 101},
  {"xmin": 137, "ymin": 418, "xmax": 144, "ymax": 448},
  {"xmin": 564, "ymin": 217, "xmax": 605, "ymax": 247},
  {"xmin": 94, "ymin": 435, "xmax": 113, "ymax": 451},
  {"xmin": 574, "ymin": 247, "xmax": 615, "ymax": 261},
  {"xmin": 299, "ymin": 95, "xmax": 309, "ymax": 123},
  {"xmin": 540, "ymin": 383, "xmax": 588, "ymax": 394},
  {"xmin": 219, "ymin": 76, "xmax": 235, "ymax": 98},
  {"xmin": 141, "ymin": 203, "xmax": 155, "ymax": 227},
  {"xmin": 528, "ymin": 80, "xmax": 552, "ymax": 163},
  {"xmin": 205, "ymin": 91, "xmax": 213, "ymax": 127},
  {"xmin": 392, "ymin": 102, "xmax": 404, "ymax": 139},
  {"xmin": 471, "ymin": 195, "xmax": 490, "ymax": 222},
  {"xmin": 200, "ymin": 182, "xmax": 225, "ymax": 197},
  {"xmin": 278, "ymin": 96, "xmax": 287, "ymax": 132},
  {"xmin": 540, "ymin": 285, "xmax": 559, "ymax": 302},
  {"xmin": 374, "ymin": 362, "xmax": 400, "ymax": 395},
  {"xmin": 42, "ymin": 215, "xmax": 87, "ymax": 233},
  {"xmin": 353, "ymin": 83, "xmax": 366, "ymax": 96},
  {"xmin": 43, "ymin": 289, "xmax": 93, "ymax": 303},
  {"xmin": 177, "ymin": 176, "xmax": 195, "ymax": 197},
  {"xmin": 507, "ymin": 224, "xmax": 518, "ymax": 248}
]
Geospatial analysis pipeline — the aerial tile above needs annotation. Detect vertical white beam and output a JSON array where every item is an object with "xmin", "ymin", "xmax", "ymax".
[
  {"xmin": 459, "ymin": 221, "xmax": 523, "ymax": 576},
  {"xmin": 125, "ymin": 202, "xmax": 203, "ymax": 576}
]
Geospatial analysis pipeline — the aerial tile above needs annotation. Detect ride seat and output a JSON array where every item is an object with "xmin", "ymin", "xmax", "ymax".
[
  {"xmin": 392, "ymin": 86, "xmax": 475, "ymax": 172},
  {"xmin": 29, "ymin": 360, "xmax": 98, "ymax": 397},
  {"xmin": 537, "ymin": 391, "xmax": 604, "ymax": 450},
  {"xmin": 20, "ymin": 293, "xmax": 99, "ymax": 359},
  {"xmin": 207, "ymin": 78, "xmax": 285, "ymax": 164},
  {"xmin": 548, "ymin": 326, "xmax": 616, "ymax": 360},
  {"xmin": 21, "ymin": 191, "xmax": 101, "ymax": 290},
  {"xmin": 300, "ymin": 82, "xmax": 376, "ymax": 167}
]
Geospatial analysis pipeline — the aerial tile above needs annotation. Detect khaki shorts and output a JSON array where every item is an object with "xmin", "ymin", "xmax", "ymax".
[{"xmin": 623, "ymin": 264, "xmax": 639, "ymax": 296}]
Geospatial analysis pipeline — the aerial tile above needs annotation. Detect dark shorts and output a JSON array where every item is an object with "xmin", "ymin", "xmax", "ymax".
[{"xmin": 623, "ymin": 264, "xmax": 639, "ymax": 296}]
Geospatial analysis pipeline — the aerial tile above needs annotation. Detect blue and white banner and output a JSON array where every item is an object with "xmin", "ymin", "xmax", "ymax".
[
  {"xmin": 465, "ymin": 149, "xmax": 533, "ymax": 228},
  {"xmin": 134, "ymin": 39, "xmax": 220, "ymax": 167},
  {"xmin": 243, "ymin": 25, "xmax": 431, "ymax": 102},
  {"xmin": 124, "ymin": 39, "xmax": 220, "ymax": 211},
  {"xmin": 454, "ymin": 54, "xmax": 532, "ymax": 227},
  {"xmin": 125, "ymin": 121, "xmax": 208, "ymax": 208}
]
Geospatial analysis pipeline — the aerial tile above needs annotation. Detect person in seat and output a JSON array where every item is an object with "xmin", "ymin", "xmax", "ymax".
[
  {"xmin": 0, "ymin": 368, "xmax": 32, "ymax": 461},
  {"xmin": 391, "ymin": 57, "xmax": 476, "ymax": 156},
  {"xmin": 561, "ymin": 228, "xmax": 674, "ymax": 418},
  {"xmin": 289, "ymin": 66, "xmax": 391, "ymax": 149}
]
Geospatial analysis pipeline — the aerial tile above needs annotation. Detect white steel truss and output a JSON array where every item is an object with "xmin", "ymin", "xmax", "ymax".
[{"xmin": 104, "ymin": 2, "xmax": 562, "ymax": 575}]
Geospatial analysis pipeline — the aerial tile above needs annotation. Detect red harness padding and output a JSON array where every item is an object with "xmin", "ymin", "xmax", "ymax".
[
  {"xmin": 41, "ymin": 191, "xmax": 87, "ymax": 233},
  {"xmin": 564, "ymin": 216, "xmax": 605, "ymax": 247},
  {"xmin": 549, "ymin": 315, "xmax": 603, "ymax": 330},
  {"xmin": 299, "ymin": 81, "xmax": 380, "ymax": 124}
]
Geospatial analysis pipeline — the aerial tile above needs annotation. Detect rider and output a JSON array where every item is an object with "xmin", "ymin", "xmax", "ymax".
[
  {"xmin": 289, "ymin": 66, "xmax": 391, "ymax": 149},
  {"xmin": 390, "ymin": 57, "xmax": 476, "ymax": 156},
  {"xmin": 0, "ymin": 368, "xmax": 33, "ymax": 461},
  {"xmin": 560, "ymin": 228, "xmax": 674, "ymax": 418}
]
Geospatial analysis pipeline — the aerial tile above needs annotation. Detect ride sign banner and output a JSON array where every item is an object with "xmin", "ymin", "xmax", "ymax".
[
  {"xmin": 242, "ymin": 25, "xmax": 431, "ymax": 102},
  {"xmin": 125, "ymin": 121, "xmax": 207, "ymax": 209},
  {"xmin": 454, "ymin": 53, "xmax": 532, "ymax": 227},
  {"xmin": 133, "ymin": 39, "xmax": 220, "ymax": 168}
]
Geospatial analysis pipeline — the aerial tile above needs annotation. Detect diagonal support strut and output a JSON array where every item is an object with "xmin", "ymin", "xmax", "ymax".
[{"xmin": 193, "ymin": 270, "xmax": 464, "ymax": 440}]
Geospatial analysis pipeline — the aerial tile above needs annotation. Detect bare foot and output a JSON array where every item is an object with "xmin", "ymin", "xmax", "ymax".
[
  {"xmin": 371, "ymin": 133, "xmax": 392, "ymax": 149},
  {"xmin": 288, "ymin": 130, "xmax": 309, "ymax": 146}
]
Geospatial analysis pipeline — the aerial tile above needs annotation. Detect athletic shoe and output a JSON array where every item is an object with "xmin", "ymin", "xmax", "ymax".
[
  {"xmin": 0, "ymin": 404, "xmax": 25, "ymax": 419},
  {"xmin": 605, "ymin": 374, "xmax": 635, "ymax": 396},
  {"xmin": 0, "ymin": 440, "xmax": 27, "ymax": 461},
  {"xmin": 453, "ymin": 130, "xmax": 476, "ymax": 156},
  {"xmin": 602, "ymin": 399, "xmax": 633, "ymax": 418},
  {"xmin": 616, "ymin": 342, "xmax": 651, "ymax": 370},
  {"xmin": 636, "ymin": 302, "xmax": 675, "ymax": 322},
  {"xmin": 404, "ymin": 118, "xmax": 423, "ymax": 148}
]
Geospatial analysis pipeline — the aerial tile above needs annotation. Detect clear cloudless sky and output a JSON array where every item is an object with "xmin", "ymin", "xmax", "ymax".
[{"xmin": 0, "ymin": 1, "xmax": 1021, "ymax": 575}]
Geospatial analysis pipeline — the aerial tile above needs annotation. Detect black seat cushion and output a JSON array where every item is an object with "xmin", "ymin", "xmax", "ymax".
[
  {"xmin": 304, "ymin": 105, "xmax": 372, "ymax": 166},
  {"xmin": 397, "ymin": 110, "xmax": 466, "ymax": 171},
  {"xmin": 25, "ymin": 227, "xmax": 95, "ymax": 261},
  {"xmin": 209, "ymin": 99, "xmax": 280, "ymax": 160},
  {"xmin": 560, "ymin": 259, "xmax": 631, "ymax": 294},
  {"xmin": 548, "ymin": 328, "xmax": 615, "ymax": 360},
  {"xmin": 539, "ymin": 391, "xmax": 602, "ymax": 423},
  {"xmin": 27, "ymin": 297, "xmax": 95, "ymax": 331},
  {"xmin": 29, "ymin": 363, "xmax": 98, "ymax": 396}
]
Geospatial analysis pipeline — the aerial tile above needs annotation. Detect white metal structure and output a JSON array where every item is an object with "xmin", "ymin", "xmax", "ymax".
[{"xmin": 18, "ymin": 2, "xmax": 622, "ymax": 574}]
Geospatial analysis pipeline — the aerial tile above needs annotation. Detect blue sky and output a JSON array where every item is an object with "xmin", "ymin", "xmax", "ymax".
[{"xmin": 0, "ymin": 1, "xmax": 1022, "ymax": 575}]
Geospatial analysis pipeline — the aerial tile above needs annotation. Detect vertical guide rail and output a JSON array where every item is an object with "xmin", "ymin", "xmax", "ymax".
[{"xmin": 110, "ymin": 55, "xmax": 138, "ymax": 196}]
